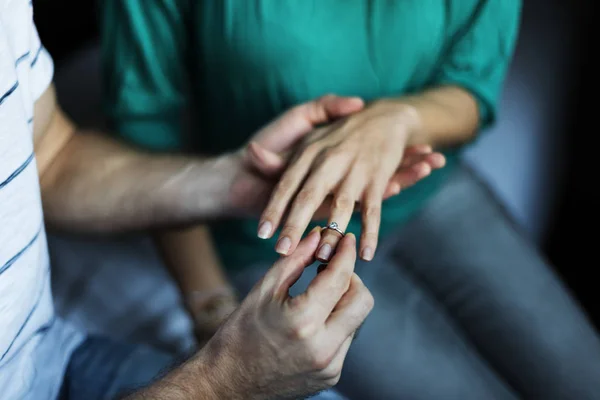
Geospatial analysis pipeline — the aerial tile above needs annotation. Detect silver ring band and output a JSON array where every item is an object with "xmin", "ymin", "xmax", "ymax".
[{"xmin": 325, "ymin": 221, "xmax": 345, "ymax": 236}]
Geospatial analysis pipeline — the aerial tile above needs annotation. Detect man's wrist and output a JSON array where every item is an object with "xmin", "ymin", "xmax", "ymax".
[
  {"xmin": 181, "ymin": 357, "xmax": 223, "ymax": 400},
  {"xmin": 208, "ymin": 152, "xmax": 242, "ymax": 217},
  {"xmin": 125, "ymin": 355, "xmax": 221, "ymax": 400},
  {"xmin": 178, "ymin": 152, "xmax": 241, "ymax": 220},
  {"xmin": 189, "ymin": 340, "xmax": 246, "ymax": 400}
]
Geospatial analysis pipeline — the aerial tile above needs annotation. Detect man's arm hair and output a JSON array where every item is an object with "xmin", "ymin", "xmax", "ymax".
[
  {"xmin": 34, "ymin": 85, "xmax": 236, "ymax": 233},
  {"xmin": 121, "ymin": 350, "xmax": 235, "ymax": 400},
  {"xmin": 122, "ymin": 361, "xmax": 206, "ymax": 400}
]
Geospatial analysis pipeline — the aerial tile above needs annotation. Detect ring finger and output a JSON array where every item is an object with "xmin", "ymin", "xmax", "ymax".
[{"xmin": 316, "ymin": 170, "xmax": 366, "ymax": 262}]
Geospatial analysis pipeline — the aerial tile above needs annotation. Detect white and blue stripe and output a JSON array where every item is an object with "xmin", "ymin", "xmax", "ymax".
[{"xmin": 1, "ymin": 1, "xmax": 83, "ymax": 399}]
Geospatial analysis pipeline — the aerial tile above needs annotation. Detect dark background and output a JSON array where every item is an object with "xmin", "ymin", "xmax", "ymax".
[
  {"xmin": 33, "ymin": 0, "xmax": 597, "ymax": 325},
  {"xmin": 545, "ymin": 0, "xmax": 597, "ymax": 325}
]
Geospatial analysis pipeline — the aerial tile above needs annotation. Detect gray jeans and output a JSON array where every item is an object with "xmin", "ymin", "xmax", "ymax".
[{"xmin": 230, "ymin": 165, "xmax": 600, "ymax": 400}]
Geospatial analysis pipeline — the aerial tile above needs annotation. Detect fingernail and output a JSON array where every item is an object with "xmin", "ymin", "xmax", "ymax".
[
  {"xmin": 433, "ymin": 154, "xmax": 446, "ymax": 168},
  {"xmin": 414, "ymin": 163, "xmax": 431, "ymax": 177},
  {"xmin": 276, "ymin": 237, "xmax": 291, "ymax": 255},
  {"xmin": 422, "ymin": 164, "xmax": 432, "ymax": 176},
  {"xmin": 317, "ymin": 244, "xmax": 332, "ymax": 261},
  {"xmin": 361, "ymin": 247, "xmax": 374, "ymax": 261},
  {"xmin": 258, "ymin": 221, "xmax": 272, "ymax": 239}
]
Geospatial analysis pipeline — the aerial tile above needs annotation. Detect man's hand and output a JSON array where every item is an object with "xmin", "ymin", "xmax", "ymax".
[
  {"xmin": 195, "ymin": 230, "xmax": 372, "ymax": 400},
  {"xmin": 126, "ymin": 230, "xmax": 370, "ymax": 400}
]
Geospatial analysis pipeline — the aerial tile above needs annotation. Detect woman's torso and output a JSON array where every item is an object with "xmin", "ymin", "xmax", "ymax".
[{"xmin": 187, "ymin": 1, "xmax": 463, "ymax": 268}]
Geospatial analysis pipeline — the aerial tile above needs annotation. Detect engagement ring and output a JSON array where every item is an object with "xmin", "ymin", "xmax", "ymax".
[{"xmin": 325, "ymin": 221, "xmax": 345, "ymax": 236}]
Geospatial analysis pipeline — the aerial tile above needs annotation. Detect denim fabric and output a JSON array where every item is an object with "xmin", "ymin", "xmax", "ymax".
[{"xmin": 59, "ymin": 336, "xmax": 347, "ymax": 400}]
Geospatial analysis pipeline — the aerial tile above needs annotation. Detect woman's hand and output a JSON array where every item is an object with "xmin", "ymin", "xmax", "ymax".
[
  {"xmin": 228, "ymin": 95, "xmax": 442, "ymax": 219},
  {"xmin": 257, "ymin": 100, "xmax": 445, "ymax": 261},
  {"xmin": 226, "ymin": 95, "xmax": 365, "ymax": 216}
]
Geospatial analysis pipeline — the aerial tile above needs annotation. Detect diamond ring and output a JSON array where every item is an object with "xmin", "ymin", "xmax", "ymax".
[{"xmin": 325, "ymin": 221, "xmax": 345, "ymax": 236}]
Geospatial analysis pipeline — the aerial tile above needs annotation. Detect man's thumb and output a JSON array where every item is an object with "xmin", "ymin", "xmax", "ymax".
[
  {"xmin": 319, "ymin": 94, "xmax": 365, "ymax": 119},
  {"xmin": 270, "ymin": 228, "xmax": 322, "ymax": 300},
  {"xmin": 246, "ymin": 142, "xmax": 286, "ymax": 178}
]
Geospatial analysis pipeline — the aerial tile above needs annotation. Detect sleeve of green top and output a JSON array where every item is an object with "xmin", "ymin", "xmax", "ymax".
[
  {"xmin": 433, "ymin": 0, "xmax": 522, "ymax": 130},
  {"xmin": 100, "ymin": 0, "xmax": 189, "ymax": 151}
]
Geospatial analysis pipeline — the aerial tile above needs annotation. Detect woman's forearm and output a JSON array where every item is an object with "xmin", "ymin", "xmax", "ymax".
[
  {"xmin": 156, "ymin": 225, "xmax": 229, "ymax": 295},
  {"xmin": 374, "ymin": 85, "xmax": 480, "ymax": 149}
]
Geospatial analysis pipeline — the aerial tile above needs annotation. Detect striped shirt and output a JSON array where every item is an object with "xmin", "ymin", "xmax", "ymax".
[{"xmin": 1, "ymin": 1, "xmax": 83, "ymax": 399}]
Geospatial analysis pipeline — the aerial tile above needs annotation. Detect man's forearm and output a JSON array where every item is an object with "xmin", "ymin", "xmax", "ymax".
[
  {"xmin": 125, "ymin": 357, "xmax": 217, "ymax": 400},
  {"xmin": 40, "ymin": 130, "xmax": 237, "ymax": 233},
  {"xmin": 125, "ymin": 347, "xmax": 241, "ymax": 400}
]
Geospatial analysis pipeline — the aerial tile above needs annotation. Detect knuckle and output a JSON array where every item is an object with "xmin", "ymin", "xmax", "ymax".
[
  {"xmin": 310, "ymin": 351, "xmax": 334, "ymax": 371},
  {"xmin": 289, "ymin": 320, "xmax": 317, "ymax": 341},
  {"xmin": 304, "ymin": 143, "xmax": 322, "ymax": 157},
  {"xmin": 364, "ymin": 204, "xmax": 381, "ymax": 219},
  {"xmin": 329, "ymin": 273, "xmax": 351, "ymax": 296},
  {"xmin": 333, "ymin": 194, "xmax": 353, "ymax": 211},
  {"xmin": 323, "ymin": 148, "xmax": 346, "ymax": 161},
  {"xmin": 356, "ymin": 154, "xmax": 374, "ymax": 168},
  {"xmin": 364, "ymin": 289, "xmax": 375, "ymax": 311},
  {"xmin": 358, "ymin": 284, "xmax": 375, "ymax": 313},
  {"xmin": 280, "ymin": 224, "xmax": 302, "ymax": 238},
  {"xmin": 285, "ymin": 294, "xmax": 303, "ymax": 311},
  {"xmin": 318, "ymin": 358, "xmax": 343, "ymax": 382},
  {"xmin": 289, "ymin": 328, "xmax": 305, "ymax": 342},
  {"xmin": 275, "ymin": 178, "xmax": 295, "ymax": 196},
  {"xmin": 324, "ymin": 373, "xmax": 342, "ymax": 387},
  {"xmin": 295, "ymin": 188, "xmax": 317, "ymax": 206},
  {"xmin": 361, "ymin": 231, "xmax": 378, "ymax": 244},
  {"xmin": 290, "ymin": 103, "xmax": 305, "ymax": 115},
  {"xmin": 317, "ymin": 93, "xmax": 336, "ymax": 106},
  {"xmin": 261, "ymin": 209, "xmax": 280, "ymax": 222},
  {"xmin": 286, "ymin": 105, "xmax": 305, "ymax": 122},
  {"xmin": 337, "ymin": 270, "xmax": 353, "ymax": 288},
  {"xmin": 307, "ymin": 100, "xmax": 326, "ymax": 121}
]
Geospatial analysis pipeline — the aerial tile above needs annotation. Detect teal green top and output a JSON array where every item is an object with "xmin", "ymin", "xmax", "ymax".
[{"xmin": 101, "ymin": 0, "xmax": 521, "ymax": 269}]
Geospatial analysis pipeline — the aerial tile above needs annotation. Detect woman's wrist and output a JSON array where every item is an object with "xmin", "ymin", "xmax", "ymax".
[
  {"xmin": 185, "ymin": 286, "xmax": 239, "ymax": 340},
  {"xmin": 367, "ymin": 99, "xmax": 423, "ymax": 146},
  {"xmin": 373, "ymin": 87, "xmax": 481, "ymax": 148},
  {"xmin": 185, "ymin": 287, "xmax": 238, "ymax": 318}
]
